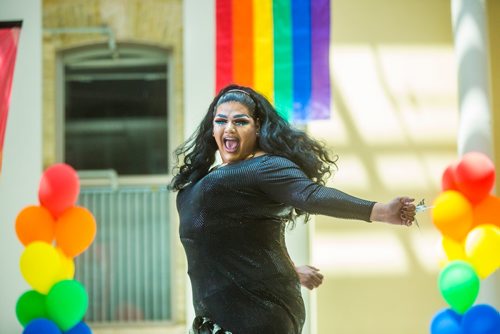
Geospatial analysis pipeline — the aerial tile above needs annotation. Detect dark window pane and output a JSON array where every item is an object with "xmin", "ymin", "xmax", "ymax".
[{"xmin": 65, "ymin": 65, "xmax": 168, "ymax": 175}]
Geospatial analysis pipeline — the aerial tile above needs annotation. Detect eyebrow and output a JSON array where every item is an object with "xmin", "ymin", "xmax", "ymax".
[{"xmin": 214, "ymin": 114, "xmax": 251, "ymax": 119}]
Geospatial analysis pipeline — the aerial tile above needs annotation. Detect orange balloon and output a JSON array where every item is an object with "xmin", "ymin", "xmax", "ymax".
[
  {"xmin": 472, "ymin": 195, "xmax": 500, "ymax": 228},
  {"xmin": 432, "ymin": 190, "xmax": 473, "ymax": 242},
  {"xmin": 15, "ymin": 206, "xmax": 56, "ymax": 246},
  {"xmin": 55, "ymin": 206, "xmax": 96, "ymax": 258}
]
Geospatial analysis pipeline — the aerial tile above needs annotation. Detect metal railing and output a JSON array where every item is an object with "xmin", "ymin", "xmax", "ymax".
[{"xmin": 76, "ymin": 182, "xmax": 172, "ymax": 323}]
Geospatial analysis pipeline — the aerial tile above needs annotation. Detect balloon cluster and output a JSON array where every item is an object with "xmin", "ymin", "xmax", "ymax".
[
  {"xmin": 430, "ymin": 152, "xmax": 500, "ymax": 333},
  {"xmin": 15, "ymin": 164, "xmax": 96, "ymax": 334}
]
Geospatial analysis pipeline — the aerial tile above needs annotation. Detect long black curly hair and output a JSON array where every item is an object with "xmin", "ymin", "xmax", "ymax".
[{"xmin": 170, "ymin": 84, "xmax": 338, "ymax": 222}]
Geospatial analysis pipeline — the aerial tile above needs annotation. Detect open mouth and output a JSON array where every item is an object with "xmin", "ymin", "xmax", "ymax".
[{"xmin": 223, "ymin": 138, "xmax": 239, "ymax": 153}]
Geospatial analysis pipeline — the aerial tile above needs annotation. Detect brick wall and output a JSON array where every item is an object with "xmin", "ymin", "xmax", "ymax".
[{"xmin": 42, "ymin": 0, "xmax": 184, "ymax": 167}]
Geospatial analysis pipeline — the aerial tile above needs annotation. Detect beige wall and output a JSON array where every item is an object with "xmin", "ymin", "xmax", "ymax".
[{"xmin": 309, "ymin": 1, "xmax": 458, "ymax": 333}]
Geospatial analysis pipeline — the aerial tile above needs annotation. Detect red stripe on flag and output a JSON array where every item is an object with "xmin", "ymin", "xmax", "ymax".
[{"xmin": 216, "ymin": 0, "xmax": 233, "ymax": 93}]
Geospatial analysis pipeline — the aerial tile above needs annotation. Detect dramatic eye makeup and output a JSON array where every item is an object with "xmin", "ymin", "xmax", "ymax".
[{"xmin": 213, "ymin": 114, "xmax": 252, "ymax": 126}]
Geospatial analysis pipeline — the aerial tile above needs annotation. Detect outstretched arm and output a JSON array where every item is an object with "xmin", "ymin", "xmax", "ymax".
[{"xmin": 257, "ymin": 156, "xmax": 417, "ymax": 224}]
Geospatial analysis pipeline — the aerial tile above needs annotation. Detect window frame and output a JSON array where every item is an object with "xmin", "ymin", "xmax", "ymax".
[{"xmin": 55, "ymin": 43, "xmax": 181, "ymax": 327}]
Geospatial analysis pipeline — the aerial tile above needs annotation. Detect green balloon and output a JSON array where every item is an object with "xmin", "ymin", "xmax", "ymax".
[
  {"xmin": 16, "ymin": 290, "xmax": 47, "ymax": 326},
  {"xmin": 438, "ymin": 260, "xmax": 480, "ymax": 314},
  {"xmin": 46, "ymin": 280, "xmax": 88, "ymax": 331}
]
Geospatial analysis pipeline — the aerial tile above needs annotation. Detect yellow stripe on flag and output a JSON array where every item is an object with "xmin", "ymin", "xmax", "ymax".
[{"xmin": 253, "ymin": 0, "xmax": 274, "ymax": 102}]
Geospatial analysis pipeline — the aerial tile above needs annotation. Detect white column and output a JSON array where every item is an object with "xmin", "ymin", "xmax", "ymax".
[
  {"xmin": 183, "ymin": 0, "xmax": 216, "ymax": 330},
  {"xmin": 451, "ymin": 0, "xmax": 498, "ymax": 307},
  {"xmin": 0, "ymin": 0, "xmax": 43, "ymax": 332},
  {"xmin": 286, "ymin": 220, "xmax": 315, "ymax": 334}
]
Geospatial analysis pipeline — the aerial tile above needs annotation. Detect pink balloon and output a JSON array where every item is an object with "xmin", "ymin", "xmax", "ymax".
[
  {"xmin": 455, "ymin": 152, "xmax": 495, "ymax": 204},
  {"xmin": 38, "ymin": 164, "xmax": 80, "ymax": 218}
]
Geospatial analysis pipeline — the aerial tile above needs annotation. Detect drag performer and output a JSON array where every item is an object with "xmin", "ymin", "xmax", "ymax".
[{"xmin": 171, "ymin": 85, "xmax": 416, "ymax": 334}]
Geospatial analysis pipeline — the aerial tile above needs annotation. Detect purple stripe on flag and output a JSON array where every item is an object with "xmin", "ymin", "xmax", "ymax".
[{"xmin": 310, "ymin": 0, "xmax": 331, "ymax": 120}]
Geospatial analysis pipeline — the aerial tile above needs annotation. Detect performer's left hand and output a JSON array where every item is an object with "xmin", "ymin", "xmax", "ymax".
[{"xmin": 371, "ymin": 197, "xmax": 416, "ymax": 226}]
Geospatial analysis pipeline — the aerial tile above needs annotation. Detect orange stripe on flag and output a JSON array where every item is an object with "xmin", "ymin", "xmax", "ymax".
[{"xmin": 232, "ymin": 0, "xmax": 253, "ymax": 87}]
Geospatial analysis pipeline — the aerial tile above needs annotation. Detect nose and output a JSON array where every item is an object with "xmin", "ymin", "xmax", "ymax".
[{"xmin": 224, "ymin": 122, "xmax": 236, "ymax": 133}]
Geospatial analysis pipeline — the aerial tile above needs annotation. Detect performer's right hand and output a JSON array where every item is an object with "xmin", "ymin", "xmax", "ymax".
[{"xmin": 295, "ymin": 265, "xmax": 324, "ymax": 290}]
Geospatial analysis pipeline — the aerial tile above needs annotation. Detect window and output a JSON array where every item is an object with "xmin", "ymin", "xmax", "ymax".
[
  {"xmin": 60, "ymin": 45, "xmax": 174, "ymax": 324},
  {"xmin": 63, "ymin": 45, "xmax": 169, "ymax": 175}
]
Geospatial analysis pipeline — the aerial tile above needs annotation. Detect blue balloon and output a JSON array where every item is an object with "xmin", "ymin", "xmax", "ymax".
[
  {"xmin": 431, "ymin": 308, "xmax": 464, "ymax": 334},
  {"xmin": 64, "ymin": 321, "xmax": 92, "ymax": 334},
  {"xmin": 23, "ymin": 318, "xmax": 61, "ymax": 334},
  {"xmin": 462, "ymin": 304, "xmax": 500, "ymax": 334}
]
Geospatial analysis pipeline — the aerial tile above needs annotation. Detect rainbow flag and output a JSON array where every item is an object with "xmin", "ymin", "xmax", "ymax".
[
  {"xmin": 215, "ymin": 0, "xmax": 331, "ymax": 122},
  {"xmin": 0, "ymin": 21, "xmax": 22, "ymax": 174}
]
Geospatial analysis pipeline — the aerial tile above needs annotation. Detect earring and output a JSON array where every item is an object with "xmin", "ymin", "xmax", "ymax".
[{"xmin": 256, "ymin": 131, "xmax": 260, "ymax": 136}]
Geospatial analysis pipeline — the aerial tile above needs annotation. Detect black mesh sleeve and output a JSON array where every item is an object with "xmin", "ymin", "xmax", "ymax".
[{"xmin": 257, "ymin": 155, "xmax": 376, "ymax": 222}]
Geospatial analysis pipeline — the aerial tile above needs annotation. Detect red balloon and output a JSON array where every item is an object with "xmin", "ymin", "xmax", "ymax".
[
  {"xmin": 39, "ymin": 164, "xmax": 80, "ymax": 218},
  {"xmin": 442, "ymin": 163, "xmax": 458, "ymax": 191},
  {"xmin": 455, "ymin": 152, "xmax": 495, "ymax": 204}
]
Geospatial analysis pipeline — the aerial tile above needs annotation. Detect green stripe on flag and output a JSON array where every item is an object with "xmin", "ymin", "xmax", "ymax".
[{"xmin": 273, "ymin": 0, "xmax": 293, "ymax": 122}]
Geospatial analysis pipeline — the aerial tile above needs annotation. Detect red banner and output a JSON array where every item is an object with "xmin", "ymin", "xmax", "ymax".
[{"xmin": 0, "ymin": 21, "xmax": 22, "ymax": 174}]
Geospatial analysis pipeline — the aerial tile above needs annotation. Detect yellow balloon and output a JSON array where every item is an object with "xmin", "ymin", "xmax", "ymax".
[
  {"xmin": 20, "ymin": 242, "xmax": 62, "ymax": 294},
  {"xmin": 56, "ymin": 248, "xmax": 75, "ymax": 280},
  {"xmin": 432, "ymin": 191, "xmax": 473, "ymax": 242},
  {"xmin": 465, "ymin": 224, "xmax": 500, "ymax": 279},
  {"xmin": 442, "ymin": 236, "xmax": 466, "ymax": 262}
]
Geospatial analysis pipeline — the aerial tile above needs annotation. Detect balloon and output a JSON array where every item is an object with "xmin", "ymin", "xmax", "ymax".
[
  {"xmin": 438, "ymin": 260, "xmax": 480, "ymax": 314},
  {"xmin": 65, "ymin": 321, "xmax": 92, "ymax": 334},
  {"xmin": 55, "ymin": 206, "xmax": 96, "ymax": 258},
  {"xmin": 20, "ymin": 242, "xmax": 62, "ymax": 294},
  {"xmin": 442, "ymin": 236, "xmax": 466, "ymax": 262},
  {"xmin": 56, "ymin": 248, "xmax": 75, "ymax": 280},
  {"xmin": 430, "ymin": 308, "xmax": 463, "ymax": 334},
  {"xmin": 455, "ymin": 152, "xmax": 495, "ymax": 204},
  {"xmin": 16, "ymin": 290, "xmax": 47, "ymax": 326},
  {"xmin": 23, "ymin": 318, "xmax": 61, "ymax": 334},
  {"xmin": 442, "ymin": 163, "xmax": 459, "ymax": 191},
  {"xmin": 46, "ymin": 280, "xmax": 88, "ymax": 331},
  {"xmin": 15, "ymin": 206, "xmax": 56, "ymax": 246},
  {"xmin": 433, "ymin": 191, "xmax": 473, "ymax": 242},
  {"xmin": 465, "ymin": 225, "xmax": 500, "ymax": 279},
  {"xmin": 473, "ymin": 195, "xmax": 500, "ymax": 228},
  {"xmin": 462, "ymin": 304, "xmax": 500, "ymax": 334},
  {"xmin": 39, "ymin": 163, "xmax": 80, "ymax": 218}
]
